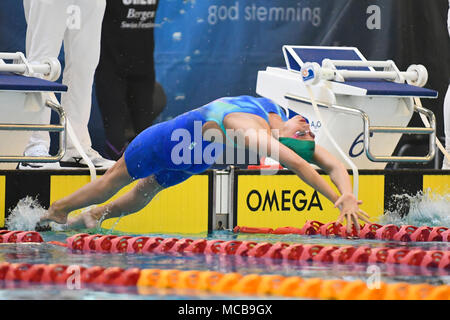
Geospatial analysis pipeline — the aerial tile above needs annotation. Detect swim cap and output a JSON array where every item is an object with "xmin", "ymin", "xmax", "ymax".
[{"xmin": 279, "ymin": 137, "xmax": 315, "ymax": 163}]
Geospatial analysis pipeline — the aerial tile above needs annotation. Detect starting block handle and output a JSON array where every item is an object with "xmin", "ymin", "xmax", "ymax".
[
  {"xmin": 369, "ymin": 127, "xmax": 434, "ymax": 134},
  {"xmin": 302, "ymin": 62, "xmax": 428, "ymax": 87},
  {"xmin": 0, "ymin": 52, "xmax": 61, "ymax": 81},
  {"xmin": 322, "ymin": 59, "xmax": 394, "ymax": 69},
  {"xmin": 0, "ymin": 63, "xmax": 50, "ymax": 75},
  {"xmin": 0, "ymin": 99, "xmax": 66, "ymax": 163},
  {"xmin": 284, "ymin": 94, "xmax": 436, "ymax": 163},
  {"xmin": 0, "ymin": 52, "xmax": 23, "ymax": 60},
  {"xmin": 323, "ymin": 59, "xmax": 394, "ymax": 69},
  {"xmin": 364, "ymin": 104, "xmax": 436, "ymax": 163},
  {"xmin": 337, "ymin": 70, "xmax": 416, "ymax": 81}
]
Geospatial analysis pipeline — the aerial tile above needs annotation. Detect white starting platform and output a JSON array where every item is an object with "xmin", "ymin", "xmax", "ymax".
[
  {"xmin": 257, "ymin": 46, "xmax": 438, "ymax": 170},
  {"xmin": 0, "ymin": 52, "xmax": 66, "ymax": 169}
]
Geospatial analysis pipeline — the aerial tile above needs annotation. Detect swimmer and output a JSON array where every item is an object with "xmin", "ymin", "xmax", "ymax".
[{"xmin": 40, "ymin": 96, "xmax": 371, "ymax": 233}]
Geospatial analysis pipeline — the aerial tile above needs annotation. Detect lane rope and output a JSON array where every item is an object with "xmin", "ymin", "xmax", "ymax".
[
  {"xmin": 62, "ymin": 232, "xmax": 450, "ymax": 269},
  {"xmin": 0, "ymin": 230, "xmax": 43, "ymax": 243},
  {"xmin": 0, "ymin": 261, "xmax": 448, "ymax": 300},
  {"xmin": 2, "ymin": 227, "xmax": 449, "ymax": 270},
  {"xmin": 234, "ymin": 221, "xmax": 450, "ymax": 243}
]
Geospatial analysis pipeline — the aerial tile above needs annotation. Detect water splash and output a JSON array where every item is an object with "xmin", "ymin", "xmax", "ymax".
[
  {"xmin": 379, "ymin": 190, "xmax": 450, "ymax": 227},
  {"xmin": 5, "ymin": 196, "xmax": 46, "ymax": 231},
  {"xmin": 105, "ymin": 213, "xmax": 126, "ymax": 235}
]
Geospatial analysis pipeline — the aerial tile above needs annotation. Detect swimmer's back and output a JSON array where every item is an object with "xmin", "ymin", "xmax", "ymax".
[
  {"xmin": 199, "ymin": 95, "xmax": 288, "ymax": 133},
  {"xmin": 124, "ymin": 95, "xmax": 287, "ymax": 179}
]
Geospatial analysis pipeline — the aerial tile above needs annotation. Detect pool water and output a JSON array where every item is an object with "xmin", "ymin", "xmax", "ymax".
[
  {"xmin": 1, "ymin": 191, "xmax": 449, "ymax": 300},
  {"xmin": 0, "ymin": 228, "xmax": 449, "ymax": 300}
]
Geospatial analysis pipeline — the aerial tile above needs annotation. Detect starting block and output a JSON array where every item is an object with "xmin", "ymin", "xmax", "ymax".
[
  {"xmin": 0, "ymin": 52, "xmax": 67, "ymax": 169},
  {"xmin": 256, "ymin": 46, "xmax": 438, "ymax": 169}
]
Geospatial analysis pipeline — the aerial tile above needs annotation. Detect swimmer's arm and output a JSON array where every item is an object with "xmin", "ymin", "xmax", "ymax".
[
  {"xmin": 312, "ymin": 145, "xmax": 353, "ymax": 196},
  {"xmin": 312, "ymin": 145, "xmax": 371, "ymax": 231},
  {"xmin": 277, "ymin": 143, "xmax": 340, "ymax": 204}
]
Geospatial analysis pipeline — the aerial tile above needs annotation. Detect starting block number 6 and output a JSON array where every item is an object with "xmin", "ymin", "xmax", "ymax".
[{"xmin": 349, "ymin": 133, "xmax": 364, "ymax": 158}]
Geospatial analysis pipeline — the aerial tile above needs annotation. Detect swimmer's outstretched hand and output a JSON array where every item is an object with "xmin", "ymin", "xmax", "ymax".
[{"xmin": 334, "ymin": 193, "xmax": 371, "ymax": 235}]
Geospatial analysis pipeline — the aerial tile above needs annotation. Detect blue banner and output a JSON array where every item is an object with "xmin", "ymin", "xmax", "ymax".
[{"xmin": 154, "ymin": 0, "xmax": 346, "ymax": 118}]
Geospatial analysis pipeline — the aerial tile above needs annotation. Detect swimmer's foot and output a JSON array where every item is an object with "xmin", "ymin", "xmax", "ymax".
[
  {"xmin": 40, "ymin": 207, "xmax": 68, "ymax": 225},
  {"xmin": 66, "ymin": 211, "xmax": 99, "ymax": 230}
]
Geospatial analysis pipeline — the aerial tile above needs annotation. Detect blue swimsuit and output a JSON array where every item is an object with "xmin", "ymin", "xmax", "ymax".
[{"xmin": 124, "ymin": 95, "xmax": 288, "ymax": 187}]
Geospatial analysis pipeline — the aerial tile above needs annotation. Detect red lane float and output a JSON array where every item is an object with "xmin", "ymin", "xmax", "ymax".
[
  {"xmin": 247, "ymin": 242, "xmax": 273, "ymax": 258},
  {"xmin": 386, "ymin": 248, "xmax": 410, "ymax": 264},
  {"xmin": 331, "ymin": 246, "xmax": 357, "ymax": 264},
  {"xmin": 15, "ymin": 231, "xmax": 43, "ymax": 243},
  {"xmin": 300, "ymin": 221, "xmax": 323, "ymax": 235},
  {"xmin": 154, "ymin": 237, "xmax": 179, "ymax": 253},
  {"xmin": 359, "ymin": 223, "xmax": 382, "ymax": 239},
  {"xmin": 41, "ymin": 264, "xmax": 70, "ymax": 284},
  {"xmin": 61, "ymin": 232, "xmax": 450, "ymax": 269},
  {"xmin": 126, "ymin": 236, "xmax": 149, "ymax": 253},
  {"xmin": 368, "ymin": 248, "xmax": 389, "ymax": 264},
  {"xmin": 235, "ymin": 241, "xmax": 257, "ymax": 256},
  {"xmin": 375, "ymin": 224, "xmax": 399, "ymax": 240},
  {"xmin": 184, "ymin": 239, "xmax": 208, "ymax": 254},
  {"xmin": 111, "ymin": 236, "xmax": 133, "ymax": 253},
  {"xmin": 262, "ymin": 242, "xmax": 290, "ymax": 260},
  {"xmin": 339, "ymin": 225, "xmax": 362, "ymax": 238},
  {"xmin": 281, "ymin": 244, "xmax": 304, "ymax": 260},
  {"xmin": 273, "ymin": 227, "xmax": 303, "ymax": 235},
  {"xmin": 219, "ymin": 240, "xmax": 242, "ymax": 255},
  {"xmin": 438, "ymin": 252, "xmax": 450, "ymax": 269},
  {"xmin": 47, "ymin": 241, "xmax": 68, "ymax": 247},
  {"xmin": 21, "ymin": 264, "xmax": 46, "ymax": 282},
  {"xmin": 234, "ymin": 221, "xmax": 450, "ymax": 243},
  {"xmin": 170, "ymin": 238, "xmax": 193, "ymax": 253},
  {"xmin": 142, "ymin": 237, "xmax": 164, "ymax": 253},
  {"xmin": 420, "ymin": 251, "xmax": 445, "ymax": 269},
  {"xmin": 299, "ymin": 245, "xmax": 324, "ymax": 261},
  {"xmin": 0, "ymin": 262, "xmax": 141, "ymax": 287},
  {"xmin": 233, "ymin": 226, "xmax": 273, "ymax": 234},
  {"xmin": 0, "ymin": 230, "xmax": 43, "ymax": 243},
  {"xmin": 94, "ymin": 235, "xmax": 118, "ymax": 253},
  {"xmin": 204, "ymin": 240, "xmax": 224, "ymax": 255},
  {"xmin": 82, "ymin": 234, "xmax": 103, "ymax": 252},
  {"xmin": 319, "ymin": 222, "xmax": 343, "ymax": 237},
  {"xmin": 312, "ymin": 246, "xmax": 338, "ymax": 263},
  {"xmin": 66, "ymin": 233, "xmax": 89, "ymax": 250},
  {"xmin": 400, "ymin": 249, "xmax": 427, "ymax": 266},
  {"xmin": 439, "ymin": 229, "xmax": 450, "ymax": 242},
  {"xmin": 429, "ymin": 227, "xmax": 449, "ymax": 241},
  {"xmin": 4, "ymin": 263, "xmax": 32, "ymax": 281},
  {"xmin": 346, "ymin": 246, "xmax": 371, "ymax": 264}
]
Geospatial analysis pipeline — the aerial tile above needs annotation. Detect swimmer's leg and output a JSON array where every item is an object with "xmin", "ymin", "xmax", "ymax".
[
  {"xmin": 66, "ymin": 174, "xmax": 164, "ymax": 229},
  {"xmin": 42, "ymin": 156, "xmax": 134, "ymax": 224},
  {"xmin": 66, "ymin": 169, "xmax": 193, "ymax": 229}
]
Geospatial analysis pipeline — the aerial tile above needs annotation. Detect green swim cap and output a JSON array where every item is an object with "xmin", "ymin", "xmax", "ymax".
[{"xmin": 279, "ymin": 138, "xmax": 315, "ymax": 164}]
